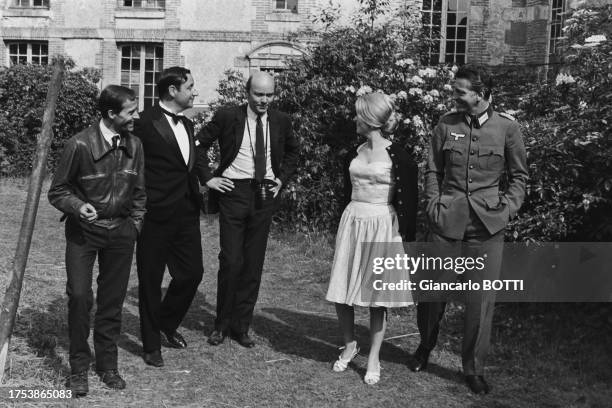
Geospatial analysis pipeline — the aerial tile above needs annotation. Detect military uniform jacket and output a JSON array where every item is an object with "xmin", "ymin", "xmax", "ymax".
[{"xmin": 425, "ymin": 106, "xmax": 528, "ymax": 239}]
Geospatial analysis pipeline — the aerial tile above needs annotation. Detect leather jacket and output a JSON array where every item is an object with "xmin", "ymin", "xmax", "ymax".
[{"xmin": 48, "ymin": 123, "xmax": 146, "ymax": 231}]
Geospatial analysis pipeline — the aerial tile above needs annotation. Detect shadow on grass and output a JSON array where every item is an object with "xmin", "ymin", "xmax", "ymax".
[
  {"xmin": 14, "ymin": 284, "xmax": 215, "ymax": 377},
  {"xmin": 175, "ymin": 289, "xmax": 216, "ymax": 335},
  {"xmin": 16, "ymin": 297, "xmax": 71, "ymax": 378},
  {"xmin": 254, "ymin": 306, "xmax": 463, "ymax": 385},
  {"xmin": 120, "ymin": 286, "xmax": 216, "ymax": 354}
]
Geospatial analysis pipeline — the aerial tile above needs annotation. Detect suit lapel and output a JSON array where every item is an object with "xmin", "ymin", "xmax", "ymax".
[
  {"xmin": 152, "ymin": 104, "xmax": 187, "ymax": 167},
  {"xmin": 234, "ymin": 105, "xmax": 247, "ymax": 151},
  {"xmin": 186, "ymin": 120, "xmax": 196, "ymax": 171},
  {"xmin": 268, "ymin": 110, "xmax": 280, "ymax": 161}
]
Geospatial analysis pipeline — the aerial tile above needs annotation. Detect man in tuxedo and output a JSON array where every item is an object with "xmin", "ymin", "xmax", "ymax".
[
  {"xmin": 197, "ymin": 71, "xmax": 298, "ymax": 347},
  {"xmin": 411, "ymin": 65, "xmax": 528, "ymax": 394},
  {"xmin": 134, "ymin": 66, "xmax": 204, "ymax": 367},
  {"xmin": 48, "ymin": 85, "xmax": 144, "ymax": 396}
]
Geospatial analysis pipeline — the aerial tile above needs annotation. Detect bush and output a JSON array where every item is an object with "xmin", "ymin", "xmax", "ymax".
[
  {"xmin": 507, "ymin": 5, "xmax": 612, "ymax": 241},
  {"xmin": 206, "ymin": 4, "xmax": 612, "ymax": 242},
  {"xmin": 205, "ymin": 4, "xmax": 456, "ymax": 235},
  {"xmin": 0, "ymin": 57, "xmax": 100, "ymax": 176}
]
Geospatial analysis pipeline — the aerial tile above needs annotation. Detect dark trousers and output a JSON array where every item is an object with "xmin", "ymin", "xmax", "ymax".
[
  {"xmin": 417, "ymin": 207, "xmax": 504, "ymax": 375},
  {"xmin": 136, "ymin": 197, "xmax": 204, "ymax": 353},
  {"xmin": 216, "ymin": 180, "xmax": 276, "ymax": 334},
  {"xmin": 65, "ymin": 217, "xmax": 136, "ymax": 373}
]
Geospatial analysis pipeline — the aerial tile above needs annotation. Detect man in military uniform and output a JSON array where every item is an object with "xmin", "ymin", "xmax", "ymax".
[{"xmin": 410, "ymin": 65, "xmax": 528, "ymax": 394}]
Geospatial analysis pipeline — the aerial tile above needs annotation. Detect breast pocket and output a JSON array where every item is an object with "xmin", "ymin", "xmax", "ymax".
[
  {"xmin": 79, "ymin": 173, "xmax": 108, "ymax": 187},
  {"xmin": 477, "ymin": 145, "xmax": 504, "ymax": 172},
  {"xmin": 116, "ymin": 168, "xmax": 138, "ymax": 186},
  {"xmin": 442, "ymin": 141, "xmax": 466, "ymax": 167}
]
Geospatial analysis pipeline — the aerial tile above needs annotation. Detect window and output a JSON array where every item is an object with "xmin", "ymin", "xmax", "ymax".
[
  {"xmin": 7, "ymin": 42, "xmax": 48, "ymax": 65},
  {"xmin": 120, "ymin": 44, "xmax": 163, "ymax": 109},
  {"xmin": 246, "ymin": 42, "xmax": 305, "ymax": 73},
  {"xmin": 421, "ymin": 0, "xmax": 467, "ymax": 65},
  {"xmin": 549, "ymin": 0, "xmax": 566, "ymax": 62},
  {"xmin": 275, "ymin": 0, "xmax": 298, "ymax": 13},
  {"xmin": 260, "ymin": 67, "xmax": 285, "ymax": 75},
  {"xmin": 122, "ymin": 0, "xmax": 164, "ymax": 8},
  {"xmin": 12, "ymin": 0, "xmax": 49, "ymax": 7}
]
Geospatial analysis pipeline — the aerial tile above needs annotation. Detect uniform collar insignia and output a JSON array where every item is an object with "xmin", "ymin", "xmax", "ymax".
[{"xmin": 464, "ymin": 105, "xmax": 493, "ymax": 129}]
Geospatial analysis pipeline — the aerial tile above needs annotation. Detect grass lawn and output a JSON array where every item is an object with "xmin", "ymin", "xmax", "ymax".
[{"xmin": 0, "ymin": 179, "xmax": 611, "ymax": 407}]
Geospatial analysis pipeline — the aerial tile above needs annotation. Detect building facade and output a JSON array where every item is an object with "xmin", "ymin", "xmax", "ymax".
[
  {"xmin": 1, "ymin": 0, "xmax": 320, "ymax": 108},
  {"xmin": 1, "ymin": 0, "xmax": 606, "ymax": 108}
]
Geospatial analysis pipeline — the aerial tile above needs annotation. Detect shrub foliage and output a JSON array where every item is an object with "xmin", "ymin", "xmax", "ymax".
[
  {"xmin": 204, "ymin": 4, "xmax": 612, "ymax": 241},
  {"xmin": 0, "ymin": 58, "xmax": 100, "ymax": 176}
]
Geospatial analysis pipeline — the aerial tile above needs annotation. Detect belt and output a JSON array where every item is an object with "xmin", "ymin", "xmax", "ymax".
[
  {"xmin": 230, "ymin": 178, "xmax": 257, "ymax": 184},
  {"xmin": 229, "ymin": 178, "xmax": 276, "ymax": 185},
  {"xmin": 92, "ymin": 217, "xmax": 127, "ymax": 229},
  {"xmin": 60, "ymin": 213, "xmax": 127, "ymax": 223}
]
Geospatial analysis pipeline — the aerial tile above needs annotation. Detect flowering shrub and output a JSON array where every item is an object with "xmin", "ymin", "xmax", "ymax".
[
  {"xmin": 206, "ymin": 4, "xmax": 612, "ymax": 241},
  {"xmin": 269, "ymin": 8, "xmax": 457, "ymax": 234},
  {"xmin": 507, "ymin": 5, "xmax": 612, "ymax": 241},
  {"xmin": 202, "ymin": 5, "xmax": 454, "ymax": 234}
]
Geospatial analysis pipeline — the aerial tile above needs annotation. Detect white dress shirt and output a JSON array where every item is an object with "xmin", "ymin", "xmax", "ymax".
[
  {"xmin": 222, "ymin": 105, "xmax": 275, "ymax": 180},
  {"xmin": 159, "ymin": 101, "xmax": 190, "ymax": 165},
  {"xmin": 99, "ymin": 119, "xmax": 119, "ymax": 146}
]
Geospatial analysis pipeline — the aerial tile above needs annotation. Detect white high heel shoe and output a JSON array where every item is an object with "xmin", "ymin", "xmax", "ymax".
[
  {"xmin": 332, "ymin": 342, "xmax": 359, "ymax": 372},
  {"xmin": 364, "ymin": 363, "xmax": 381, "ymax": 385}
]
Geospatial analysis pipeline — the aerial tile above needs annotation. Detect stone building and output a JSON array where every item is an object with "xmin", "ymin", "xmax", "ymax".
[{"xmin": 0, "ymin": 0, "xmax": 607, "ymax": 108}]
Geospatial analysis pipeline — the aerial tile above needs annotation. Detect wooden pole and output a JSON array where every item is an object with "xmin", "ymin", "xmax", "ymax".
[{"xmin": 0, "ymin": 60, "xmax": 65, "ymax": 383}]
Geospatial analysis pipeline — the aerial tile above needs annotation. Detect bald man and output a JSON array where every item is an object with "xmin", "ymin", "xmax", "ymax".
[{"xmin": 196, "ymin": 72, "xmax": 298, "ymax": 347}]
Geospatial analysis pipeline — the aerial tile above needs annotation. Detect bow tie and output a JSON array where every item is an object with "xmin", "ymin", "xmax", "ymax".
[{"xmin": 160, "ymin": 107, "xmax": 184, "ymax": 125}]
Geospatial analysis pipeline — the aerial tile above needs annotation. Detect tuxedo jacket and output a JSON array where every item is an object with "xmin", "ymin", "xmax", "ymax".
[
  {"xmin": 195, "ymin": 104, "xmax": 299, "ymax": 213},
  {"xmin": 134, "ymin": 103, "xmax": 204, "ymax": 222}
]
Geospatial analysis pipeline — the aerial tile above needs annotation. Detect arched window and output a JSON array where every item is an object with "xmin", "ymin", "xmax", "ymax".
[{"xmin": 245, "ymin": 42, "xmax": 306, "ymax": 72}]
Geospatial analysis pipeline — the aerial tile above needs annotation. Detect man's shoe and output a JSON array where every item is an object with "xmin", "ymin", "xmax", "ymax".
[
  {"xmin": 230, "ymin": 332, "xmax": 255, "ymax": 348},
  {"xmin": 163, "ymin": 330, "xmax": 187, "ymax": 349},
  {"xmin": 68, "ymin": 370, "xmax": 88, "ymax": 397},
  {"xmin": 408, "ymin": 347, "xmax": 430, "ymax": 372},
  {"xmin": 466, "ymin": 375, "xmax": 490, "ymax": 395},
  {"xmin": 143, "ymin": 350, "xmax": 164, "ymax": 367},
  {"xmin": 207, "ymin": 330, "xmax": 226, "ymax": 346},
  {"xmin": 97, "ymin": 369, "xmax": 126, "ymax": 390}
]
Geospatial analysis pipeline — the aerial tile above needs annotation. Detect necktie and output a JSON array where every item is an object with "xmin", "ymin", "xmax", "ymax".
[
  {"xmin": 255, "ymin": 115, "xmax": 265, "ymax": 182},
  {"xmin": 470, "ymin": 114, "xmax": 480, "ymax": 129},
  {"xmin": 112, "ymin": 135, "xmax": 120, "ymax": 150},
  {"xmin": 160, "ymin": 107, "xmax": 183, "ymax": 125}
]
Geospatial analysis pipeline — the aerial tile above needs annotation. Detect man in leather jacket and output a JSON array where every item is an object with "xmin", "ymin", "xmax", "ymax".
[{"xmin": 48, "ymin": 85, "xmax": 145, "ymax": 397}]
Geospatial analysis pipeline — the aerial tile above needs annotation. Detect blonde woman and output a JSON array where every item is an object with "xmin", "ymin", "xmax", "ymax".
[{"xmin": 326, "ymin": 92, "xmax": 418, "ymax": 384}]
